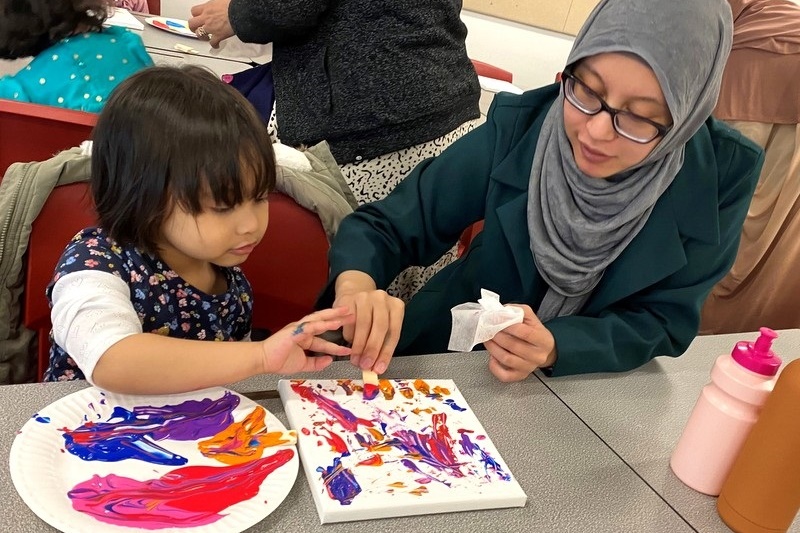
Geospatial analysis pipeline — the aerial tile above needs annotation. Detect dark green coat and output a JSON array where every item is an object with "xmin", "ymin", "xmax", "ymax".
[{"xmin": 323, "ymin": 85, "xmax": 763, "ymax": 376}]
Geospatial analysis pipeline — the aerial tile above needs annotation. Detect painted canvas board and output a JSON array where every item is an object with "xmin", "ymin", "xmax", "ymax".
[
  {"xmin": 10, "ymin": 387, "xmax": 298, "ymax": 532},
  {"xmin": 278, "ymin": 378, "xmax": 527, "ymax": 523}
]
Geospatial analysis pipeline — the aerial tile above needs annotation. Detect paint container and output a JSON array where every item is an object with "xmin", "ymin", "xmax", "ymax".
[
  {"xmin": 669, "ymin": 328, "xmax": 782, "ymax": 496},
  {"xmin": 717, "ymin": 357, "xmax": 800, "ymax": 533}
]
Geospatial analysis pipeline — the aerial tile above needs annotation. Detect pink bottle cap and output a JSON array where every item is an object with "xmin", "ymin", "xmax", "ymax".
[{"xmin": 731, "ymin": 327, "xmax": 782, "ymax": 376}]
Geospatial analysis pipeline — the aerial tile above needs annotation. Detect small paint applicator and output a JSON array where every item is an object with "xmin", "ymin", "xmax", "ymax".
[{"xmin": 362, "ymin": 370, "xmax": 379, "ymax": 400}]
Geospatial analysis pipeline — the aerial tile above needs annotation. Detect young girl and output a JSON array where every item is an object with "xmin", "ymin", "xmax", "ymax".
[
  {"xmin": 44, "ymin": 65, "xmax": 353, "ymax": 394},
  {"xmin": 0, "ymin": 0, "xmax": 153, "ymax": 112},
  {"xmin": 321, "ymin": 0, "xmax": 764, "ymax": 379}
]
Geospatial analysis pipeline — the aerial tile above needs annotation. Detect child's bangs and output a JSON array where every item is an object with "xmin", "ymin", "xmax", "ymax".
[{"xmin": 171, "ymin": 131, "xmax": 275, "ymax": 213}]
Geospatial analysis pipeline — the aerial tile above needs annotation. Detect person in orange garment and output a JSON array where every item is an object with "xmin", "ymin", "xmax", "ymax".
[{"xmin": 700, "ymin": 0, "xmax": 800, "ymax": 334}]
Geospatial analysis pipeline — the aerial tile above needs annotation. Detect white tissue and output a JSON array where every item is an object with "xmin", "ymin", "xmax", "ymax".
[{"xmin": 447, "ymin": 289, "xmax": 524, "ymax": 352}]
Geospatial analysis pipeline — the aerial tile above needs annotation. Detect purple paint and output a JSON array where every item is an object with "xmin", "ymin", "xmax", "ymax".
[
  {"xmin": 61, "ymin": 392, "xmax": 240, "ymax": 465},
  {"xmin": 318, "ymin": 456, "xmax": 361, "ymax": 505},
  {"xmin": 444, "ymin": 399, "xmax": 467, "ymax": 412},
  {"xmin": 401, "ymin": 458, "xmax": 451, "ymax": 487},
  {"xmin": 291, "ymin": 383, "xmax": 373, "ymax": 433},
  {"xmin": 458, "ymin": 431, "xmax": 511, "ymax": 481}
]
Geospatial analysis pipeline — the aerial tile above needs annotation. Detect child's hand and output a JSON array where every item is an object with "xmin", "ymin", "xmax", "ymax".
[{"xmin": 259, "ymin": 307, "xmax": 354, "ymax": 374}]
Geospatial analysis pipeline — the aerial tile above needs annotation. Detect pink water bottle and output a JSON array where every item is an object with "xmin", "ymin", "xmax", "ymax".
[{"xmin": 669, "ymin": 327, "xmax": 782, "ymax": 496}]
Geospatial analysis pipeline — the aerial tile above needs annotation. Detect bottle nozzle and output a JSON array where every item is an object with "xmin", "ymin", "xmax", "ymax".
[
  {"xmin": 731, "ymin": 327, "xmax": 782, "ymax": 376},
  {"xmin": 753, "ymin": 327, "xmax": 778, "ymax": 356}
]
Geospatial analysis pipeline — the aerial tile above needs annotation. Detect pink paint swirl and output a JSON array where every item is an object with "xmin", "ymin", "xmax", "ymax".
[{"xmin": 68, "ymin": 449, "xmax": 294, "ymax": 529}]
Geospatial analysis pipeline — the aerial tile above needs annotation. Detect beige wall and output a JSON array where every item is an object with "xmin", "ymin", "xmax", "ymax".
[{"xmin": 462, "ymin": 0, "xmax": 600, "ymax": 35}]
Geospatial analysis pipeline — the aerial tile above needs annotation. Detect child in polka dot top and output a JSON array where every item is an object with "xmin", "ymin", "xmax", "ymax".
[
  {"xmin": 0, "ymin": 0, "xmax": 153, "ymax": 112},
  {"xmin": 43, "ymin": 66, "xmax": 354, "ymax": 394}
]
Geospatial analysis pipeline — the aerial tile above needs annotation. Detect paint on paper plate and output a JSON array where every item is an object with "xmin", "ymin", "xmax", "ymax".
[
  {"xmin": 9, "ymin": 387, "xmax": 298, "ymax": 533},
  {"xmin": 278, "ymin": 378, "xmax": 527, "ymax": 523}
]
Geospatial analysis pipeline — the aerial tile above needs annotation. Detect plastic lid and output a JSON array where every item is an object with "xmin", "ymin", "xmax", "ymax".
[{"xmin": 731, "ymin": 327, "xmax": 782, "ymax": 376}]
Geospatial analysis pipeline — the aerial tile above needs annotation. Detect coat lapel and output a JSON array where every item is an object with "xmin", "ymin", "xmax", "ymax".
[
  {"xmin": 484, "ymin": 121, "xmax": 542, "ymax": 300},
  {"xmin": 487, "ymin": 111, "xmax": 720, "ymax": 313},
  {"xmin": 586, "ymin": 125, "xmax": 720, "ymax": 312}
]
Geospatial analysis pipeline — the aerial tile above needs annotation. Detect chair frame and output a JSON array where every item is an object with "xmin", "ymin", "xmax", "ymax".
[{"xmin": 0, "ymin": 99, "xmax": 96, "ymax": 178}]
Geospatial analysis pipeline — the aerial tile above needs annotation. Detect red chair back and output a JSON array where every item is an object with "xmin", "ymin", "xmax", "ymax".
[
  {"xmin": 0, "ymin": 100, "xmax": 96, "ymax": 179},
  {"xmin": 23, "ymin": 187, "xmax": 328, "ymax": 379},
  {"xmin": 471, "ymin": 59, "xmax": 514, "ymax": 83},
  {"xmin": 239, "ymin": 192, "xmax": 330, "ymax": 335},
  {"xmin": 455, "ymin": 59, "xmax": 510, "ymax": 255},
  {"xmin": 24, "ymin": 182, "xmax": 96, "ymax": 379}
]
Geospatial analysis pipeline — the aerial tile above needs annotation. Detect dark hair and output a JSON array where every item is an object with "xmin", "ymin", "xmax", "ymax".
[
  {"xmin": 91, "ymin": 65, "xmax": 277, "ymax": 253},
  {"xmin": 0, "ymin": 0, "xmax": 112, "ymax": 59}
]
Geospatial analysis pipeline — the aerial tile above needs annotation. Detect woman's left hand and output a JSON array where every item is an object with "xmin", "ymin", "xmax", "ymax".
[
  {"xmin": 484, "ymin": 304, "xmax": 557, "ymax": 382},
  {"xmin": 188, "ymin": 0, "xmax": 235, "ymax": 48}
]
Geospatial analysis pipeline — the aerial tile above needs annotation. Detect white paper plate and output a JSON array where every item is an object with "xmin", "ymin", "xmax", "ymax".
[
  {"xmin": 10, "ymin": 387, "xmax": 298, "ymax": 532},
  {"xmin": 145, "ymin": 16, "xmax": 198, "ymax": 38}
]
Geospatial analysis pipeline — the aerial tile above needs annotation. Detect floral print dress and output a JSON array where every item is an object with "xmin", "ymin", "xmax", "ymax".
[{"xmin": 44, "ymin": 228, "xmax": 253, "ymax": 381}]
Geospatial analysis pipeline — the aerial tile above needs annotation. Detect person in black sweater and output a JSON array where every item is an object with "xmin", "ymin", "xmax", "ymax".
[{"xmin": 189, "ymin": 0, "xmax": 482, "ymax": 299}]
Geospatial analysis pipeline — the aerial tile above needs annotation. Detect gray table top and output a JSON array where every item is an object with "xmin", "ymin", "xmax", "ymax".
[
  {"xmin": 544, "ymin": 328, "xmax": 800, "ymax": 532},
  {"xmin": 2, "ymin": 350, "xmax": 696, "ymax": 532},
  {"xmin": 146, "ymin": 48, "xmax": 253, "ymax": 76},
  {"xmin": 132, "ymin": 14, "xmax": 271, "ymax": 65}
]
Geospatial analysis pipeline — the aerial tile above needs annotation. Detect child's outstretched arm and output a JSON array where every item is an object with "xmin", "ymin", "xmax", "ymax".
[{"xmin": 90, "ymin": 307, "xmax": 353, "ymax": 395}]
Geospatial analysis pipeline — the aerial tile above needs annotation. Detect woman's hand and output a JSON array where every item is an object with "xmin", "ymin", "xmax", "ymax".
[
  {"xmin": 188, "ymin": 0, "xmax": 235, "ymax": 48},
  {"xmin": 484, "ymin": 304, "xmax": 557, "ymax": 382},
  {"xmin": 333, "ymin": 271, "xmax": 404, "ymax": 374},
  {"xmin": 260, "ymin": 307, "xmax": 354, "ymax": 374}
]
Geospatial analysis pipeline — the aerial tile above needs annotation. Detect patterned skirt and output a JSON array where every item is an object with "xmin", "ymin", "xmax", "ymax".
[{"xmin": 268, "ymin": 111, "xmax": 482, "ymax": 301}]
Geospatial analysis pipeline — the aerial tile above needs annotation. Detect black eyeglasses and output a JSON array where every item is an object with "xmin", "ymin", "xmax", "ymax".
[{"xmin": 561, "ymin": 71, "xmax": 671, "ymax": 144}]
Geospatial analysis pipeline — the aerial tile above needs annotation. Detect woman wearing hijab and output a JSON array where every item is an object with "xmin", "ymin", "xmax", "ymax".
[
  {"xmin": 319, "ymin": 0, "xmax": 764, "ymax": 379},
  {"xmin": 700, "ymin": 0, "xmax": 800, "ymax": 334}
]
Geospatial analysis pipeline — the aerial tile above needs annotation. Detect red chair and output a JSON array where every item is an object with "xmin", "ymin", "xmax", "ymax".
[
  {"xmin": 457, "ymin": 220, "xmax": 485, "ymax": 257},
  {"xmin": 239, "ymin": 192, "xmax": 330, "ymax": 335},
  {"xmin": 23, "ymin": 187, "xmax": 329, "ymax": 379},
  {"xmin": 24, "ymin": 182, "xmax": 96, "ymax": 379},
  {"xmin": 0, "ymin": 99, "xmax": 96, "ymax": 178},
  {"xmin": 454, "ymin": 60, "xmax": 511, "ymax": 256},
  {"xmin": 471, "ymin": 59, "xmax": 513, "ymax": 83}
]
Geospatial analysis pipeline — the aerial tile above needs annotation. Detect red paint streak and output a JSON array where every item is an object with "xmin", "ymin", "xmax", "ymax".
[
  {"xmin": 318, "ymin": 427, "xmax": 349, "ymax": 454},
  {"xmin": 363, "ymin": 383, "xmax": 379, "ymax": 400},
  {"xmin": 357, "ymin": 454, "xmax": 384, "ymax": 467},
  {"xmin": 69, "ymin": 449, "xmax": 294, "ymax": 528}
]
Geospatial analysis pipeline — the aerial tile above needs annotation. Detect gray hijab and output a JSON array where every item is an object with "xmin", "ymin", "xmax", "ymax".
[{"xmin": 528, "ymin": 0, "xmax": 733, "ymax": 322}]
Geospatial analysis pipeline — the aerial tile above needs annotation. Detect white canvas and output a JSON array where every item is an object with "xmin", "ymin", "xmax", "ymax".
[{"xmin": 278, "ymin": 378, "xmax": 527, "ymax": 524}]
